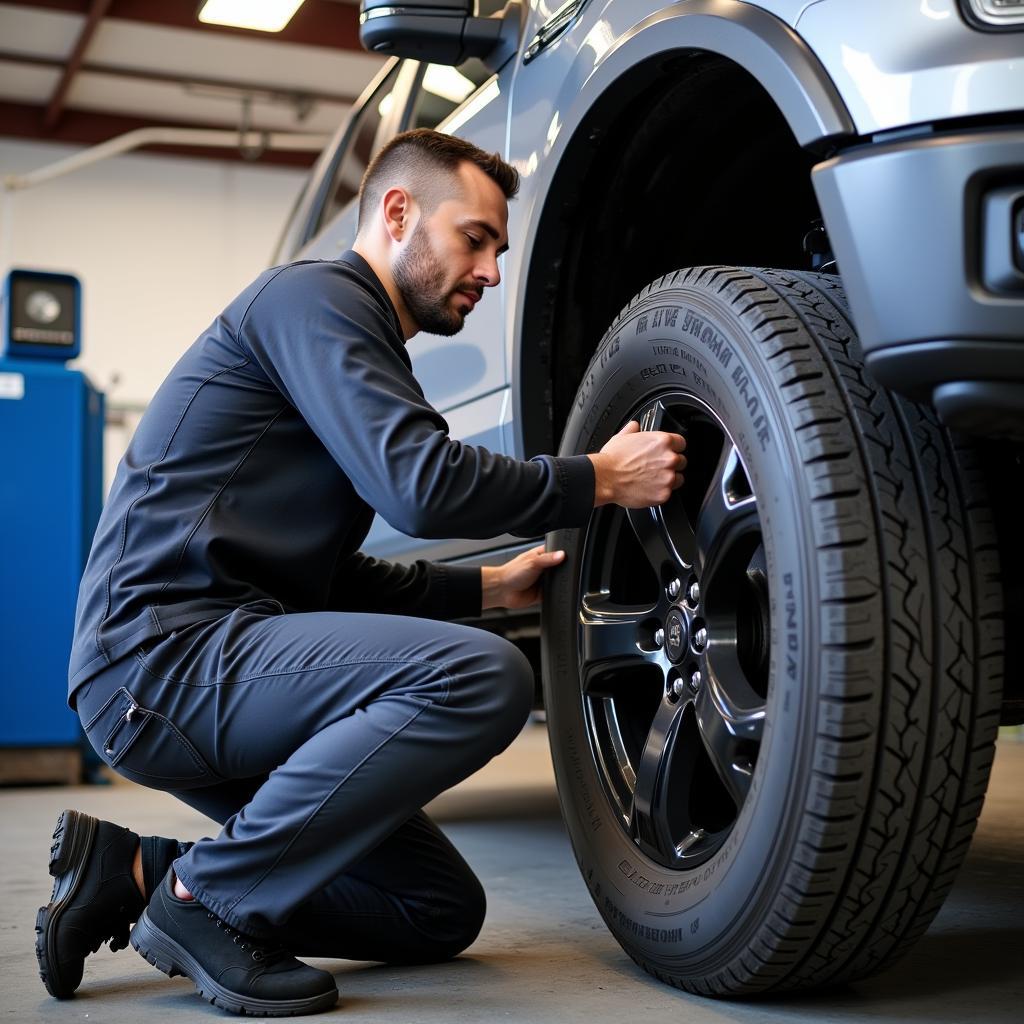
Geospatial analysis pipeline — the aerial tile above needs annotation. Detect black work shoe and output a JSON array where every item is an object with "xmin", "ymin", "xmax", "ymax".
[
  {"xmin": 35, "ymin": 809, "xmax": 146, "ymax": 999},
  {"xmin": 130, "ymin": 866, "xmax": 338, "ymax": 1017}
]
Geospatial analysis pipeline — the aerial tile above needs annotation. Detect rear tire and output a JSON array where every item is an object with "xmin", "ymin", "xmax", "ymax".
[{"xmin": 540, "ymin": 266, "xmax": 1003, "ymax": 995}]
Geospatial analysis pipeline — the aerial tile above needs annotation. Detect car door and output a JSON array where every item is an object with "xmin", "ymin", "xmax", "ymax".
[
  {"xmin": 355, "ymin": 55, "xmax": 519, "ymax": 564},
  {"xmin": 293, "ymin": 60, "xmax": 411, "ymax": 264},
  {"xmin": 285, "ymin": 15, "xmax": 524, "ymax": 563}
]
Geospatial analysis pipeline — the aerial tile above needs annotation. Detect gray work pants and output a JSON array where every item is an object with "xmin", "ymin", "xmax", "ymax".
[{"xmin": 74, "ymin": 603, "xmax": 535, "ymax": 959}]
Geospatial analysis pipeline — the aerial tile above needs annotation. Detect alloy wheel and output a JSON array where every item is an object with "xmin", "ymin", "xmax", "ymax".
[{"xmin": 577, "ymin": 393, "xmax": 770, "ymax": 869}]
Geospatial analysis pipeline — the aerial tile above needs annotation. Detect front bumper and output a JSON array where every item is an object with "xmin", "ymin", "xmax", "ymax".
[{"xmin": 812, "ymin": 127, "xmax": 1024, "ymax": 439}]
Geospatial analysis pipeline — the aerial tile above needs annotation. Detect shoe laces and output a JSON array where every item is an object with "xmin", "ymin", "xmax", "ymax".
[{"xmin": 206, "ymin": 911, "xmax": 287, "ymax": 964}]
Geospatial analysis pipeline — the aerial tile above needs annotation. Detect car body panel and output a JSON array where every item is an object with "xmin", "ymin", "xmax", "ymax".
[
  {"xmin": 797, "ymin": 0, "xmax": 1024, "ymax": 135},
  {"xmin": 276, "ymin": 0, "xmax": 1024, "ymax": 565},
  {"xmin": 503, "ymin": 0, "xmax": 856, "ymax": 465}
]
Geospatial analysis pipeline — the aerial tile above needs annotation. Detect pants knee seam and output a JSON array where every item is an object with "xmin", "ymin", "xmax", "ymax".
[
  {"xmin": 224, "ymin": 691, "xmax": 443, "ymax": 918},
  {"xmin": 134, "ymin": 652, "xmax": 458, "ymax": 689}
]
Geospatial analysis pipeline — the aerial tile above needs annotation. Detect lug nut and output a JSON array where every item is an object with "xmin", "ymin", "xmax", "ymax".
[
  {"xmin": 693, "ymin": 627, "xmax": 708, "ymax": 651},
  {"xmin": 688, "ymin": 581, "xmax": 700, "ymax": 604},
  {"xmin": 654, "ymin": 628, "xmax": 665, "ymax": 648},
  {"xmin": 672, "ymin": 678, "xmax": 686, "ymax": 698},
  {"xmin": 667, "ymin": 578, "xmax": 681, "ymax": 599},
  {"xmin": 689, "ymin": 670, "xmax": 702, "ymax": 692}
]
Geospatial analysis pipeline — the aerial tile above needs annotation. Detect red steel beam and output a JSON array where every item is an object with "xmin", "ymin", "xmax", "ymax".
[
  {"xmin": 2, "ymin": 1, "xmax": 367, "ymax": 53},
  {"xmin": 0, "ymin": 49, "xmax": 360, "ymax": 107},
  {"xmin": 43, "ymin": 0, "xmax": 113, "ymax": 129}
]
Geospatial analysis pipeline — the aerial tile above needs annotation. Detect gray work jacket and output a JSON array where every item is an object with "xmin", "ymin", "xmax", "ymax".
[{"xmin": 67, "ymin": 251, "xmax": 595, "ymax": 706}]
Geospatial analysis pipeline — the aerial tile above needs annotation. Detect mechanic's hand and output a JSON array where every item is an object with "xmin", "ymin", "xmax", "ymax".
[
  {"xmin": 481, "ymin": 545, "xmax": 566, "ymax": 610},
  {"xmin": 588, "ymin": 419, "xmax": 687, "ymax": 508}
]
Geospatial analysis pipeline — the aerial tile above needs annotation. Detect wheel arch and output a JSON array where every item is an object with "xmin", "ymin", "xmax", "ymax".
[{"xmin": 511, "ymin": 1, "xmax": 856, "ymax": 458}]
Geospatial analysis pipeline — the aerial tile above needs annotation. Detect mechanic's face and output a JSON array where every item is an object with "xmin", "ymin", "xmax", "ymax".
[{"xmin": 392, "ymin": 162, "xmax": 509, "ymax": 337}]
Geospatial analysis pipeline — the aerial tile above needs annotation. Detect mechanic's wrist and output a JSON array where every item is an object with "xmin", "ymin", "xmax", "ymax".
[
  {"xmin": 587, "ymin": 453, "xmax": 614, "ymax": 507},
  {"xmin": 481, "ymin": 565, "xmax": 506, "ymax": 610}
]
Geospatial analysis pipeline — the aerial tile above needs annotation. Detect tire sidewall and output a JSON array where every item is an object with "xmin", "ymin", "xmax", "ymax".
[{"xmin": 543, "ymin": 283, "xmax": 819, "ymax": 967}]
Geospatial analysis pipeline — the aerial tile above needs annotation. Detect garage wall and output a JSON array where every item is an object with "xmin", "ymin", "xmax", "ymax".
[{"xmin": 0, "ymin": 137, "xmax": 308, "ymax": 487}]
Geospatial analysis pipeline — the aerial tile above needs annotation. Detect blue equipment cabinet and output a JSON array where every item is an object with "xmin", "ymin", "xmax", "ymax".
[{"xmin": 0, "ymin": 269, "xmax": 104, "ymax": 755}]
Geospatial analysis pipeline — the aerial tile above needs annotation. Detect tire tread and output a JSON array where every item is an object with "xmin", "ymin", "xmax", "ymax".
[{"xmin": 569, "ymin": 266, "xmax": 1003, "ymax": 996}]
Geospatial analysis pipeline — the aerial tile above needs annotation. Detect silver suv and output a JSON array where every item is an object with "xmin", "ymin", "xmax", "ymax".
[{"xmin": 275, "ymin": 0, "xmax": 1024, "ymax": 996}]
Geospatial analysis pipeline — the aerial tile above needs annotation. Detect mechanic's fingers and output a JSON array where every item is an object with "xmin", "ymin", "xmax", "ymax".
[
  {"xmin": 664, "ymin": 431, "xmax": 687, "ymax": 452},
  {"xmin": 533, "ymin": 545, "xmax": 565, "ymax": 561},
  {"xmin": 617, "ymin": 420, "xmax": 641, "ymax": 435},
  {"xmin": 673, "ymin": 472, "xmax": 686, "ymax": 488}
]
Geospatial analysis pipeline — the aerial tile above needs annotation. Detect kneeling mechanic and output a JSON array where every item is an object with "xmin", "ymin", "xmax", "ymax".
[{"xmin": 36, "ymin": 128, "xmax": 687, "ymax": 1016}]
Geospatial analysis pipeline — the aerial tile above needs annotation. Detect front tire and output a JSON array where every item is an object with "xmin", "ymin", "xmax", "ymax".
[{"xmin": 540, "ymin": 267, "xmax": 1003, "ymax": 995}]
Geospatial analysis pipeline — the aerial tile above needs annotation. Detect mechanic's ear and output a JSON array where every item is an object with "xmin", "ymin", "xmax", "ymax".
[{"xmin": 382, "ymin": 187, "xmax": 413, "ymax": 243}]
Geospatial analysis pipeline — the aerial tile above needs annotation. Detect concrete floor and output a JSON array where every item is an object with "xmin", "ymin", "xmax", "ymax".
[{"xmin": 4, "ymin": 724, "xmax": 1023, "ymax": 1023}]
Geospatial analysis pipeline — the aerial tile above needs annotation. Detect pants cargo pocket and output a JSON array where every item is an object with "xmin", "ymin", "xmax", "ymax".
[{"xmin": 81, "ymin": 685, "xmax": 220, "ymax": 791}]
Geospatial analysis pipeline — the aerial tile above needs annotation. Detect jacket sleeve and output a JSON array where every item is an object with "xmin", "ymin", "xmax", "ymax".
[
  {"xmin": 328, "ymin": 552, "xmax": 482, "ymax": 620},
  {"xmin": 237, "ymin": 262, "xmax": 595, "ymax": 539}
]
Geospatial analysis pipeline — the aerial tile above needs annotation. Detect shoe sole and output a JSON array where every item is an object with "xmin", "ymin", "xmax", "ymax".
[
  {"xmin": 35, "ymin": 809, "xmax": 97, "ymax": 999},
  {"xmin": 131, "ymin": 908, "xmax": 338, "ymax": 1017}
]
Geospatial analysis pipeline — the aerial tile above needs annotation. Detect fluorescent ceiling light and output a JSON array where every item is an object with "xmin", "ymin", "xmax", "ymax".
[
  {"xmin": 423, "ymin": 65, "xmax": 475, "ymax": 105},
  {"xmin": 198, "ymin": 0, "xmax": 306, "ymax": 32}
]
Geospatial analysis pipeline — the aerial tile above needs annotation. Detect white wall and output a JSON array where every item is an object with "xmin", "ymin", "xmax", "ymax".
[{"xmin": 0, "ymin": 137, "xmax": 308, "ymax": 486}]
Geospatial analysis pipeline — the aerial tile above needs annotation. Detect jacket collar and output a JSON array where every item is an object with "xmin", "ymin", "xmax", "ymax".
[{"xmin": 337, "ymin": 250, "xmax": 410, "ymax": 367}]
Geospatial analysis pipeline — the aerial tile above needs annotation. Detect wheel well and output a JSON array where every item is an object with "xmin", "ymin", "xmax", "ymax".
[{"xmin": 519, "ymin": 52, "xmax": 823, "ymax": 457}]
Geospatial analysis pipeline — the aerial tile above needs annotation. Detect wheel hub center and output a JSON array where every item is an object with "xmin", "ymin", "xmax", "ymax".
[{"xmin": 664, "ymin": 608, "xmax": 688, "ymax": 663}]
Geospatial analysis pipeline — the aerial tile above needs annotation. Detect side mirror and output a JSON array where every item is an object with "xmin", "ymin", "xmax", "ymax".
[{"xmin": 359, "ymin": 0, "xmax": 520, "ymax": 69}]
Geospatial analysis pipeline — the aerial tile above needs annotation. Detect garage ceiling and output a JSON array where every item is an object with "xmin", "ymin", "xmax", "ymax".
[{"xmin": 0, "ymin": 0, "xmax": 388, "ymax": 167}]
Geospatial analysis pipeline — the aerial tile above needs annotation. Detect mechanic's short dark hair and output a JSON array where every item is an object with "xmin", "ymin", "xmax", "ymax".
[{"xmin": 357, "ymin": 128, "xmax": 519, "ymax": 232}]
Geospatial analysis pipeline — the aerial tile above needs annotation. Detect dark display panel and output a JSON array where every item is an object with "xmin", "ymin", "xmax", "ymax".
[{"xmin": 10, "ymin": 276, "xmax": 77, "ymax": 347}]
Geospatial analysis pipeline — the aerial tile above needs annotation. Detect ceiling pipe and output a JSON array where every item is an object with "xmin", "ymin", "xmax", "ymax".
[{"xmin": 2, "ymin": 126, "xmax": 329, "ymax": 191}]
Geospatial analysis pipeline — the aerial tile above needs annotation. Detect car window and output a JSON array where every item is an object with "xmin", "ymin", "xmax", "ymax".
[
  {"xmin": 314, "ymin": 66, "xmax": 402, "ymax": 234},
  {"xmin": 407, "ymin": 61, "xmax": 492, "ymax": 131},
  {"xmin": 270, "ymin": 175, "xmax": 312, "ymax": 265},
  {"xmin": 406, "ymin": 0, "xmax": 506, "ymax": 130}
]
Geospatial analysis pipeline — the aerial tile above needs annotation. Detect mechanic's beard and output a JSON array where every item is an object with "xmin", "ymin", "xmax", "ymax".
[{"xmin": 392, "ymin": 223, "xmax": 465, "ymax": 337}]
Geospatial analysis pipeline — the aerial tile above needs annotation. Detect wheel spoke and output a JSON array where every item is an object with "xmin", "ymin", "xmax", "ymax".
[
  {"xmin": 628, "ymin": 400, "xmax": 697, "ymax": 570},
  {"xmin": 627, "ymin": 503, "xmax": 693, "ymax": 574},
  {"xmin": 600, "ymin": 697, "xmax": 638, "ymax": 792},
  {"xmin": 638, "ymin": 397, "xmax": 683, "ymax": 435},
  {"xmin": 630, "ymin": 697, "xmax": 686, "ymax": 863},
  {"xmin": 694, "ymin": 662, "xmax": 765, "ymax": 809},
  {"xmin": 695, "ymin": 443, "xmax": 758, "ymax": 578},
  {"xmin": 579, "ymin": 593, "xmax": 661, "ymax": 694}
]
